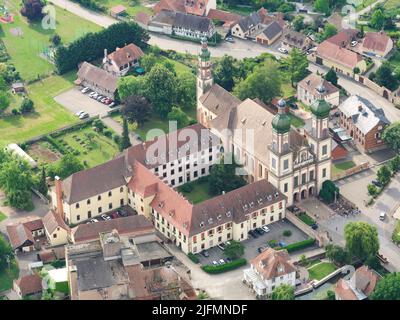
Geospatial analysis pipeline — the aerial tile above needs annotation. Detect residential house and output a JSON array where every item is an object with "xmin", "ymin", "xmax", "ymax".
[
  {"xmin": 243, "ymin": 248, "xmax": 296, "ymax": 297},
  {"xmin": 281, "ymin": 29, "xmax": 313, "ymax": 52},
  {"xmin": 135, "ymin": 12, "xmax": 151, "ymax": 29},
  {"xmin": 231, "ymin": 11, "xmax": 263, "ymax": 39},
  {"xmin": 255, "ymin": 21, "xmax": 283, "ymax": 46},
  {"xmin": 326, "ymin": 28, "xmax": 359, "ymax": 47},
  {"xmin": 11, "ymin": 82, "xmax": 25, "ymax": 94},
  {"xmin": 297, "ymin": 74, "xmax": 340, "ymax": 107},
  {"xmin": 197, "ymin": 38, "xmax": 332, "ymax": 205},
  {"xmin": 154, "ymin": 0, "xmax": 216, "ymax": 17},
  {"xmin": 338, "ymin": 95, "xmax": 390, "ymax": 153},
  {"xmin": 42, "ymin": 210, "xmax": 70, "ymax": 247},
  {"xmin": 313, "ymin": 40, "xmax": 367, "ymax": 76},
  {"xmin": 149, "ymin": 11, "xmax": 215, "ymax": 40},
  {"xmin": 13, "ymin": 274, "xmax": 43, "ymax": 299},
  {"xmin": 75, "ymin": 62, "xmax": 118, "ymax": 99},
  {"xmin": 207, "ymin": 9, "xmax": 241, "ymax": 29},
  {"xmin": 335, "ymin": 265, "xmax": 381, "ymax": 300},
  {"xmin": 110, "ymin": 5, "xmax": 126, "ymax": 19},
  {"xmin": 361, "ymin": 31, "xmax": 393, "ymax": 57},
  {"xmin": 102, "ymin": 43, "xmax": 144, "ymax": 77},
  {"xmin": 6, "ymin": 217, "xmax": 45, "ymax": 253}
]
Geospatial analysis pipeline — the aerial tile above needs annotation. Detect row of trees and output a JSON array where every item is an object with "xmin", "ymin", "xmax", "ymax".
[{"xmin": 55, "ymin": 22, "xmax": 149, "ymax": 74}]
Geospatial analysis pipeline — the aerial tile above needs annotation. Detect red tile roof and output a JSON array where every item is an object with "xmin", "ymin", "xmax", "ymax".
[
  {"xmin": 326, "ymin": 29, "xmax": 358, "ymax": 47},
  {"xmin": 108, "ymin": 43, "xmax": 144, "ymax": 69},
  {"xmin": 362, "ymin": 32, "xmax": 392, "ymax": 54},
  {"xmin": 110, "ymin": 5, "xmax": 126, "ymax": 15},
  {"xmin": 6, "ymin": 217, "xmax": 43, "ymax": 250},
  {"xmin": 42, "ymin": 210, "xmax": 69, "ymax": 234},
  {"xmin": 317, "ymin": 40, "xmax": 363, "ymax": 69},
  {"xmin": 207, "ymin": 9, "xmax": 241, "ymax": 23},
  {"xmin": 135, "ymin": 11, "xmax": 151, "ymax": 26},
  {"xmin": 251, "ymin": 248, "xmax": 296, "ymax": 280},
  {"xmin": 14, "ymin": 274, "xmax": 43, "ymax": 296}
]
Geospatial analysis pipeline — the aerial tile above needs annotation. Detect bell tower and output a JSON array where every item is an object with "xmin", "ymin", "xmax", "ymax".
[{"xmin": 197, "ymin": 37, "xmax": 213, "ymax": 125}]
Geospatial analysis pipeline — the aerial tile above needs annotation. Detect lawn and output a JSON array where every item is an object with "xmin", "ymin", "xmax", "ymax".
[
  {"xmin": 332, "ymin": 161, "xmax": 356, "ymax": 176},
  {"xmin": 288, "ymin": 113, "xmax": 305, "ymax": 128},
  {"xmin": 217, "ymin": 3, "xmax": 255, "ymax": 15},
  {"xmin": 98, "ymin": 0, "xmax": 153, "ymax": 16},
  {"xmin": 308, "ymin": 262, "xmax": 337, "ymax": 281},
  {"xmin": 55, "ymin": 126, "xmax": 120, "ymax": 167},
  {"xmin": 281, "ymin": 82, "xmax": 296, "ymax": 99},
  {"xmin": 177, "ymin": 179, "xmax": 213, "ymax": 204},
  {"xmin": 298, "ymin": 212, "xmax": 316, "ymax": 226},
  {"xmin": 0, "ymin": 211, "xmax": 7, "ymax": 222},
  {"xmin": 384, "ymin": 0, "xmax": 400, "ymax": 15},
  {"xmin": 0, "ymin": 72, "xmax": 78, "ymax": 148},
  {"xmin": 356, "ymin": 0, "xmax": 377, "ymax": 11},
  {"xmin": 2, "ymin": 0, "xmax": 101, "ymax": 80},
  {"xmin": 0, "ymin": 259, "xmax": 19, "ymax": 292}
]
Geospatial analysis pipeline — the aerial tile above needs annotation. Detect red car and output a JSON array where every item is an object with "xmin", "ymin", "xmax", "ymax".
[{"xmin": 110, "ymin": 212, "xmax": 119, "ymax": 219}]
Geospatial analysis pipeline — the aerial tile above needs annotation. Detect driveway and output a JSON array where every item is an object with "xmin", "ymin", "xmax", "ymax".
[{"xmin": 54, "ymin": 88, "xmax": 111, "ymax": 118}]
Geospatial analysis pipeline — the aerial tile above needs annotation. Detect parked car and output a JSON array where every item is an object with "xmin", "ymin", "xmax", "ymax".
[
  {"xmin": 101, "ymin": 214, "xmax": 111, "ymax": 221},
  {"xmin": 217, "ymin": 243, "xmax": 226, "ymax": 251},
  {"xmin": 278, "ymin": 47, "xmax": 288, "ymax": 54},
  {"xmin": 104, "ymin": 98, "xmax": 112, "ymax": 105},
  {"xmin": 101, "ymin": 97, "xmax": 109, "ymax": 104},
  {"xmin": 212, "ymin": 260, "xmax": 218, "ymax": 266},
  {"xmin": 248, "ymin": 230, "xmax": 258, "ymax": 238},
  {"xmin": 90, "ymin": 219, "xmax": 99, "ymax": 223},
  {"xmin": 372, "ymin": 180, "xmax": 382, "ymax": 188},
  {"xmin": 311, "ymin": 223, "xmax": 318, "ymax": 230},
  {"xmin": 255, "ymin": 228, "xmax": 264, "ymax": 236},
  {"xmin": 225, "ymin": 257, "xmax": 232, "ymax": 263},
  {"xmin": 110, "ymin": 212, "xmax": 119, "ymax": 219},
  {"xmin": 289, "ymin": 102, "xmax": 298, "ymax": 109},
  {"xmin": 379, "ymin": 212, "xmax": 386, "ymax": 221},
  {"xmin": 96, "ymin": 95, "xmax": 104, "ymax": 101},
  {"xmin": 79, "ymin": 112, "xmax": 89, "ymax": 120},
  {"xmin": 278, "ymin": 241, "xmax": 286, "ymax": 247},
  {"xmin": 201, "ymin": 250, "xmax": 210, "ymax": 258},
  {"xmin": 225, "ymin": 37, "xmax": 234, "ymax": 43},
  {"xmin": 75, "ymin": 110, "xmax": 85, "ymax": 117},
  {"xmin": 258, "ymin": 246, "xmax": 267, "ymax": 253},
  {"xmin": 89, "ymin": 92, "xmax": 98, "ymax": 98},
  {"xmin": 117, "ymin": 208, "xmax": 128, "ymax": 217},
  {"xmin": 350, "ymin": 40, "xmax": 358, "ymax": 47},
  {"xmin": 219, "ymin": 259, "xmax": 225, "ymax": 265},
  {"xmin": 108, "ymin": 102, "xmax": 116, "ymax": 108},
  {"xmin": 81, "ymin": 87, "xmax": 90, "ymax": 94},
  {"xmin": 261, "ymin": 225, "xmax": 270, "ymax": 233}
]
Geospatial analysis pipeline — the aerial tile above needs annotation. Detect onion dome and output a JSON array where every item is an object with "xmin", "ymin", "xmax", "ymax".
[
  {"xmin": 272, "ymin": 99, "xmax": 291, "ymax": 133},
  {"xmin": 310, "ymin": 84, "xmax": 331, "ymax": 119}
]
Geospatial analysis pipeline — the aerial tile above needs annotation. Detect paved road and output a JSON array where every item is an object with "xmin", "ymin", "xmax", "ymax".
[{"xmin": 342, "ymin": 0, "xmax": 385, "ymax": 29}]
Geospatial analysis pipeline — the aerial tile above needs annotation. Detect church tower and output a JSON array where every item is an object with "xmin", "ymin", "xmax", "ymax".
[{"xmin": 308, "ymin": 82, "xmax": 332, "ymax": 191}]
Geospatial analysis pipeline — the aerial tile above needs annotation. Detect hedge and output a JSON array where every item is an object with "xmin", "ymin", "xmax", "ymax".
[
  {"xmin": 187, "ymin": 253, "xmax": 200, "ymax": 264},
  {"xmin": 278, "ymin": 238, "xmax": 316, "ymax": 253},
  {"xmin": 201, "ymin": 258, "xmax": 247, "ymax": 274},
  {"xmin": 44, "ymin": 135, "xmax": 69, "ymax": 155}
]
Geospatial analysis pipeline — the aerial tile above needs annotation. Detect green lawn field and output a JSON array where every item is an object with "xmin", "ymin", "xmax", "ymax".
[{"xmin": 308, "ymin": 262, "xmax": 337, "ymax": 281}]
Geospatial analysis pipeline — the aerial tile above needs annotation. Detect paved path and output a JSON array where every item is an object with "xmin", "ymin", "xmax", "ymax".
[{"xmin": 101, "ymin": 116, "xmax": 142, "ymax": 146}]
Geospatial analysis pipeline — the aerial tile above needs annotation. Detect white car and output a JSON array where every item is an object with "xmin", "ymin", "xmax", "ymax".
[
  {"xmin": 212, "ymin": 260, "xmax": 218, "ymax": 266},
  {"xmin": 75, "ymin": 110, "xmax": 85, "ymax": 117},
  {"xmin": 379, "ymin": 212, "xmax": 386, "ymax": 221},
  {"xmin": 350, "ymin": 41, "xmax": 358, "ymax": 47},
  {"xmin": 89, "ymin": 92, "xmax": 97, "ymax": 98},
  {"xmin": 79, "ymin": 112, "xmax": 89, "ymax": 120},
  {"xmin": 81, "ymin": 87, "xmax": 90, "ymax": 93},
  {"xmin": 90, "ymin": 218, "xmax": 99, "ymax": 223},
  {"xmin": 261, "ymin": 225, "xmax": 270, "ymax": 233},
  {"xmin": 278, "ymin": 47, "xmax": 288, "ymax": 54},
  {"xmin": 219, "ymin": 259, "xmax": 225, "ymax": 265},
  {"xmin": 101, "ymin": 214, "xmax": 111, "ymax": 221}
]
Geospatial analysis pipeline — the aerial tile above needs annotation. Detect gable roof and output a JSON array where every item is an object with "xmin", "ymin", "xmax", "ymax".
[
  {"xmin": 282, "ymin": 29, "xmax": 308, "ymax": 48},
  {"xmin": 107, "ymin": 43, "xmax": 144, "ymax": 68},
  {"xmin": 237, "ymin": 11, "xmax": 262, "ymax": 32},
  {"xmin": 207, "ymin": 9, "xmax": 241, "ymax": 23},
  {"xmin": 298, "ymin": 73, "xmax": 339, "ymax": 96},
  {"xmin": 110, "ymin": 5, "xmax": 126, "ymax": 15},
  {"xmin": 338, "ymin": 95, "xmax": 390, "ymax": 134},
  {"xmin": 71, "ymin": 215, "xmax": 154, "ymax": 243},
  {"xmin": 326, "ymin": 29, "xmax": 358, "ymax": 47},
  {"xmin": 6, "ymin": 217, "xmax": 44, "ymax": 250},
  {"xmin": 354, "ymin": 265, "xmax": 380, "ymax": 296},
  {"xmin": 199, "ymin": 83, "xmax": 241, "ymax": 116},
  {"xmin": 77, "ymin": 62, "xmax": 118, "ymax": 93},
  {"xmin": 173, "ymin": 11, "xmax": 212, "ymax": 32},
  {"xmin": 14, "ymin": 274, "xmax": 43, "ymax": 296},
  {"xmin": 42, "ymin": 210, "xmax": 70, "ymax": 234},
  {"xmin": 154, "ymin": 0, "xmax": 186, "ymax": 15},
  {"xmin": 251, "ymin": 248, "xmax": 296, "ymax": 280},
  {"xmin": 135, "ymin": 12, "xmax": 151, "ymax": 26},
  {"xmin": 261, "ymin": 21, "xmax": 283, "ymax": 40},
  {"xmin": 362, "ymin": 31, "xmax": 392, "ymax": 54},
  {"xmin": 317, "ymin": 40, "xmax": 363, "ymax": 69}
]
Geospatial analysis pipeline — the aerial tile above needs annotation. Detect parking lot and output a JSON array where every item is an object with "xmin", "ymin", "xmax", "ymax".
[
  {"xmin": 196, "ymin": 219, "xmax": 309, "ymax": 265},
  {"xmin": 54, "ymin": 87, "xmax": 112, "ymax": 118}
]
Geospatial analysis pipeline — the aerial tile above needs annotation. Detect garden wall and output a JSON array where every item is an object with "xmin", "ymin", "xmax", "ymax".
[
  {"xmin": 355, "ymin": 74, "xmax": 400, "ymax": 106},
  {"xmin": 331, "ymin": 162, "xmax": 370, "ymax": 181}
]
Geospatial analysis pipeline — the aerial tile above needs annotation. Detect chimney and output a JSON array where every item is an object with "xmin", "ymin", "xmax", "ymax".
[{"xmin": 54, "ymin": 176, "xmax": 65, "ymax": 221}]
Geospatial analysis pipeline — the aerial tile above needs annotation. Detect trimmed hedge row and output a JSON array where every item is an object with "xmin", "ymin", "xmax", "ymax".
[
  {"xmin": 201, "ymin": 258, "xmax": 247, "ymax": 274},
  {"xmin": 278, "ymin": 238, "xmax": 316, "ymax": 253},
  {"xmin": 187, "ymin": 253, "xmax": 200, "ymax": 264}
]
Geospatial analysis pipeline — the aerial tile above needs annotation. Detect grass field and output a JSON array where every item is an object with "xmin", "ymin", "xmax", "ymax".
[
  {"xmin": 0, "ymin": 258, "xmax": 19, "ymax": 292},
  {"xmin": 2, "ymin": 0, "xmax": 101, "ymax": 80},
  {"xmin": 0, "ymin": 72, "xmax": 78, "ymax": 147},
  {"xmin": 0, "ymin": 211, "xmax": 7, "ymax": 222},
  {"xmin": 177, "ymin": 179, "xmax": 213, "ymax": 204},
  {"xmin": 332, "ymin": 161, "xmax": 356, "ymax": 176},
  {"xmin": 308, "ymin": 262, "xmax": 337, "ymax": 281},
  {"xmin": 59, "ymin": 127, "xmax": 120, "ymax": 167},
  {"xmin": 98, "ymin": 0, "xmax": 153, "ymax": 16}
]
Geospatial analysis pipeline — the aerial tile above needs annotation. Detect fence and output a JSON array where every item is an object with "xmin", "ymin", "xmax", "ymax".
[{"xmin": 332, "ymin": 162, "xmax": 370, "ymax": 181}]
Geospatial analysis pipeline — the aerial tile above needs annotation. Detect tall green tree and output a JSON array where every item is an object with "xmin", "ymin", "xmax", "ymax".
[
  {"xmin": 37, "ymin": 166, "xmax": 48, "ymax": 195},
  {"xmin": 233, "ymin": 61, "xmax": 282, "ymax": 104},
  {"xmin": 145, "ymin": 64, "xmax": 177, "ymax": 117},
  {"xmin": 377, "ymin": 165, "xmax": 392, "ymax": 186},
  {"xmin": 0, "ymin": 91, "xmax": 10, "ymax": 113},
  {"xmin": 325, "ymin": 68, "xmax": 338, "ymax": 86},
  {"xmin": 321, "ymin": 24, "xmax": 337, "ymax": 41},
  {"xmin": 214, "ymin": 55, "xmax": 239, "ymax": 91},
  {"xmin": 121, "ymin": 95, "xmax": 152, "ymax": 125},
  {"xmin": 139, "ymin": 53, "xmax": 157, "ymax": 72},
  {"xmin": 370, "ymin": 9, "xmax": 386, "ymax": 30},
  {"xmin": 375, "ymin": 62, "xmax": 398, "ymax": 91},
  {"xmin": 319, "ymin": 180, "xmax": 339, "ymax": 203},
  {"xmin": 117, "ymin": 75, "xmax": 146, "ymax": 101},
  {"xmin": 167, "ymin": 106, "xmax": 190, "ymax": 129},
  {"xmin": 314, "ymin": 0, "xmax": 330, "ymax": 15},
  {"xmin": 0, "ymin": 234, "xmax": 13, "ymax": 271},
  {"xmin": 120, "ymin": 117, "xmax": 131, "ymax": 151},
  {"xmin": 271, "ymin": 284, "xmax": 295, "ymax": 300},
  {"xmin": 53, "ymin": 154, "xmax": 84, "ymax": 179},
  {"xmin": 325, "ymin": 244, "xmax": 350, "ymax": 265},
  {"xmin": 383, "ymin": 122, "xmax": 400, "ymax": 151},
  {"xmin": 224, "ymin": 240, "xmax": 244, "ymax": 260},
  {"xmin": 176, "ymin": 72, "xmax": 196, "ymax": 110},
  {"xmin": 285, "ymin": 48, "xmax": 309, "ymax": 87},
  {"xmin": 344, "ymin": 221, "xmax": 379, "ymax": 262},
  {"xmin": 371, "ymin": 272, "xmax": 400, "ymax": 300}
]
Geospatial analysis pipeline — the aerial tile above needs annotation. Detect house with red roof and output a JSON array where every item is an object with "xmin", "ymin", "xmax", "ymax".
[
  {"xmin": 154, "ymin": 0, "xmax": 216, "ymax": 17},
  {"xmin": 361, "ymin": 31, "xmax": 394, "ymax": 58},
  {"xmin": 102, "ymin": 43, "xmax": 144, "ymax": 77}
]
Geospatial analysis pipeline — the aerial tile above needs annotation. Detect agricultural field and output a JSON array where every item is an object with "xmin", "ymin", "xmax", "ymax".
[{"xmin": 2, "ymin": 0, "xmax": 101, "ymax": 81}]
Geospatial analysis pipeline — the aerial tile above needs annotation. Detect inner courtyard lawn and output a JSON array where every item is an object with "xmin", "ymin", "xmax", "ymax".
[
  {"xmin": 308, "ymin": 262, "xmax": 337, "ymax": 281},
  {"xmin": 177, "ymin": 179, "xmax": 213, "ymax": 204},
  {"xmin": 0, "ymin": 72, "xmax": 78, "ymax": 148},
  {"xmin": 2, "ymin": 0, "xmax": 101, "ymax": 80},
  {"xmin": 58, "ymin": 126, "xmax": 120, "ymax": 167},
  {"xmin": 332, "ymin": 161, "xmax": 356, "ymax": 176}
]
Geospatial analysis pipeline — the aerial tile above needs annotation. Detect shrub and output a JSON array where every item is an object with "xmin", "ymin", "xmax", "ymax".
[
  {"xmin": 278, "ymin": 238, "xmax": 316, "ymax": 253},
  {"xmin": 19, "ymin": 98, "xmax": 34, "ymax": 114},
  {"xmin": 103, "ymin": 129, "xmax": 113, "ymax": 138},
  {"xmin": 298, "ymin": 212, "xmax": 316, "ymax": 226},
  {"xmin": 11, "ymin": 108, "xmax": 19, "ymax": 115},
  {"xmin": 50, "ymin": 260, "xmax": 66, "ymax": 268},
  {"xmin": 283, "ymin": 230, "xmax": 292, "ymax": 237},
  {"xmin": 187, "ymin": 252, "xmax": 199, "ymax": 264},
  {"xmin": 201, "ymin": 258, "xmax": 247, "ymax": 274},
  {"xmin": 268, "ymin": 239, "xmax": 278, "ymax": 248}
]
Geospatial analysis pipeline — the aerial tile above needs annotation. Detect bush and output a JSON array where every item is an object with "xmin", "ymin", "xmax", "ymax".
[
  {"xmin": 103, "ymin": 129, "xmax": 113, "ymax": 138},
  {"xmin": 187, "ymin": 252, "xmax": 199, "ymax": 264},
  {"xmin": 201, "ymin": 258, "xmax": 247, "ymax": 274},
  {"xmin": 283, "ymin": 230, "xmax": 292, "ymax": 237},
  {"xmin": 278, "ymin": 238, "xmax": 316, "ymax": 253},
  {"xmin": 19, "ymin": 98, "xmax": 34, "ymax": 114},
  {"xmin": 268, "ymin": 239, "xmax": 278, "ymax": 248},
  {"xmin": 298, "ymin": 212, "xmax": 316, "ymax": 226},
  {"xmin": 50, "ymin": 260, "xmax": 66, "ymax": 268}
]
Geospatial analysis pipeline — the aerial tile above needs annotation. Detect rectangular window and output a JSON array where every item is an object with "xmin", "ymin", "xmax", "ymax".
[
  {"xmin": 322, "ymin": 168, "xmax": 327, "ymax": 178},
  {"xmin": 98, "ymin": 207, "xmax": 102, "ymax": 213},
  {"xmin": 75, "ymin": 203, "xmax": 80, "ymax": 209},
  {"xmin": 108, "ymin": 191, "xmax": 112, "ymax": 197},
  {"xmin": 283, "ymin": 159, "xmax": 289, "ymax": 170},
  {"xmin": 88, "ymin": 211, "xmax": 91, "ymax": 218},
  {"xmin": 302, "ymin": 173, "xmax": 306, "ymax": 184},
  {"xmin": 322, "ymin": 145, "xmax": 328, "ymax": 155},
  {"xmin": 77, "ymin": 215, "xmax": 80, "ymax": 221},
  {"xmin": 87, "ymin": 199, "xmax": 91, "ymax": 205},
  {"xmin": 294, "ymin": 176, "xmax": 299, "ymax": 188},
  {"xmin": 310, "ymin": 170, "xmax": 314, "ymax": 181},
  {"xmin": 284, "ymin": 183, "xmax": 288, "ymax": 193},
  {"xmin": 272, "ymin": 158, "xmax": 276, "ymax": 169},
  {"xmin": 108, "ymin": 203, "xmax": 112, "ymax": 209}
]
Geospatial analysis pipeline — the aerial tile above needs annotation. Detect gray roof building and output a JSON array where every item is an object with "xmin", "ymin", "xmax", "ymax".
[{"xmin": 237, "ymin": 11, "xmax": 262, "ymax": 33}]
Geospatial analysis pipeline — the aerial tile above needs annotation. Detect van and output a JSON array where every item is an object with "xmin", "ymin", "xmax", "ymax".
[{"xmin": 379, "ymin": 212, "xmax": 386, "ymax": 221}]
